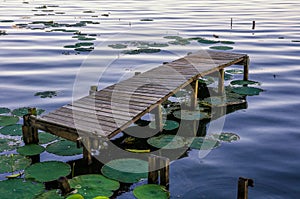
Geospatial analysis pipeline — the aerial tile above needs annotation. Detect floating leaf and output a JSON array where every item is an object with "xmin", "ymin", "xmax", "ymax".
[
  {"xmin": 163, "ymin": 36, "xmax": 183, "ymax": 40},
  {"xmin": 83, "ymin": 10, "xmax": 95, "ymax": 13},
  {"xmin": 0, "ymin": 138, "xmax": 20, "ymax": 153},
  {"xmin": 0, "ymin": 20, "xmax": 14, "ymax": 23},
  {"xmin": 0, "ymin": 154, "xmax": 31, "ymax": 173},
  {"xmin": 64, "ymin": 45, "xmax": 77, "ymax": 48},
  {"xmin": 36, "ymin": 189, "xmax": 63, "ymax": 199},
  {"xmin": 226, "ymin": 69, "xmax": 244, "ymax": 74},
  {"xmin": 126, "ymin": 149, "xmax": 150, "ymax": 153},
  {"xmin": 232, "ymin": 87, "xmax": 264, "ymax": 96},
  {"xmin": 0, "ymin": 124, "xmax": 22, "ymax": 136},
  {"xmin": 0, "ymin": 107, "xmax": 10, "ymax": 114},
  {"xmin": 291, "ymin": 40, "xmax": 300, "ymax": 42},
  {"xmin": 77, "ymin": 36, "xmax": 96, "ymax": 41},
  {"xmin": 69, "ymin": 174, "xmax": 120, "ymax": 198},
  {"xmin": 186, "ymin": 137, "xmax": 220, "ymax": 150},
  {"xmin": 51, "ymin": 28, "xmax": 66, "ymax": 32},
  {"xmin": 75, "ymin": 42, "xmax": 94, "ymax": 47},
  {"xmin": 101, "ymin": 158, "xmax": 148, "ymax": 183},
  {"xmin": 147, "ymin": 135, "xmax": 185, "ymax": 149},
  {"xmin": 212, "ymin": 132, "xmax": 240, "ymax": 142},
  {"xmin": 197, "ymin": 38, "xmax": 219, "ymax": 44},
  {"xmin": 66, "ymin": 194, "xmax": 84, "ymax": 199},
  {"xmin": 149, "ymin": 120, "xmax": 179, "ymax": 131},
  {"xmin": 210, "ymin": 46, "xmax": 233, "ymax": 50},
  {"xmin": 0, "ymin": 116, "xmax": 19, "ymax": 126},
  {"xmin": 230, "ymin": 80, "xmax": 259, "ymax": 86},
  {"xmin": 168, "ymin": 38, "xmax": 190, "ymax": 45},
  {"xmin": 198, "ymin": 76, "xmax": 215, "ymax": 85},
  {"xmin": 123, "ymin": 48, "xmax": 161, "ymax": 55},
  {"xmin": 123, "ymin": 126, "xmax": 158, "ymax": 138},
  {"xmin": 12, "ymin": 107, "xmax": 45, "ymax": 116},
  {"xmin": 75, "ymin": 47, "xmax": 94, "ymax": 52},
  {"xmin": 220, "ymin": 40, "xmax": 235, "ymax": 44},
  {"xmin": 17, "ymin": 144, "xmax": 45, "ymax": 156},
  {"xmin": 133, "ymin": 184, "xmax": 169, "ymax": 199},
  {"xmin": 46, "ymin": 140, "xmax": 82, "ymax": 156},
  {"xmin": 140, "ymin": 18, "xmax": 153, "ymax": 21},
  {"xmin": 173, "ymin": 110, "xmax": 210, "ymax": 120},
  {"xmin": 0, "ymin": 179, "xmax": 44, "ymax": 199},
  {"xmin": 147, "ymin": 42, "xmax": 169, "ymax": 47},
  {"xmin": 34, "ymin": 91, "xmax": 57, "ymax": 98},
  {"xmin": 25, "ymin": 161, "xmax": 71, "ymax": 182},
  {"xmin": 224, "ymin": 73, "xmax": 234, "ymax": 81},
  {"xmin": 39, "ymin": 131, "xmax": 58, "ymax": 144},
  {"xmin": 200, "ymin": 95, "xmax": 245, "ymax": 107},
  {"xmin": 93, "ymin": 197, "xmax": 109, "ymax": 199}
]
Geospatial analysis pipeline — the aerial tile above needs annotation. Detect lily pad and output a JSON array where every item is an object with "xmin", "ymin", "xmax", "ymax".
[
  {"xmin": 0, "ymin": 154, "xmax": 31, "ymax": 173},
  {"xmin": 209, "ymin": 46, "xmax": 233, "ymax": 50},
  {"xmin": 200, "ymin": 95, "xmax": 245, "ymax": 107},
  {"xmin": 197, "ymin": 38, "xmax": 219, "ymax": 44},
  {"xmin": 0, "ymin": 179, "xmax": 44, "ymax": 199},
  {"xmin": 173, "ymin": 110, "xmax": 210, "ymax": 120},
  {"xmin": 69, "ymin": 174, "xmax": 120, "ymax": 198},
  {"xmin": 34, "ymin": 91, "xmax": 57, "ymax": 98},
  {"xmin": 25, "ymin": 161, "xmax": 71, "ymax": 182},
  {"xmin": 66, "ymin": 194, "xmax": 84, "ymax": 199},
  {"xmin": 0, "ymin": 116, "xmax": 19, "ymax": 126},
  {"xmin": 0, "ymin": 138, "xmax": 20, "ymax": 153},
  {"xmin": 0, "ymin": 124, "xmax": 22, "ymax": 136},
  {"xmin": 101, "ymin": 158, "xmax": 148, "ymax": 183},
  {"xmin": 75, "ymin": 42, "xmax": 94, "ymax": 47},
  {"xmin": 123, "ymin": 48, "xmax": 161, "ymax": 55},
  {"xmin": 39, "ymin": 131, "xmax": 58, "ymax": 144},
  {"xmin": 187, "ymin": 137, "xmax": 220, "ymax": 150},
  {"xmin": 149, "ymin": 120, "xmax": 179, "ymax": 131},
  {"xmin": 198, "ymin": 76, "xmax": 215, "ymax": 85},
  {"xmin": 212, "ymin": 132, "xmax": 240, "ymax": 142},
  {"xmin": 147, "ymin": 42, "xmax": 169, "ymax": 47},
  {"xmin": 140, "ymin": 18, "xmax": 153, "ymax": 21},
  {"xmin": 0, "ymin": 107, "xmax": 10, "ymax": 114},
  {"xmin": 168, "ymin": 38, "xmax": 190, "ymax": 45},
  {"xmin": 17, "ymin": 144, "xmax": 45, "ymax": 156},
  {"xmin": 11, "ymin": 107, "xmax": 30, "ymax": 116},
  {"xmin": 36, "ymin": 190, "xmax": 63, "ymax": 199},
  {"xmin": 64, "ymin": 45, "xmax": 77, "ymax": 48},
  {"xmin": 220, "ymin": 40, "xmax": 235, "ymax": 44},
  {"xmin": 226, "ymin": 69, "xmax": 244, "ymax": 74},
  {"xmin": 93, "ymin": 197, "xmax": 109, "ymax": 199},
  {"xmin": 224, "ymin": 73, "xmax": 234, "ymax": 81},
  {"xmin": 0, "ymin": 20, "xmax": 14, "ymax": 23},
  {"xmin": 133, "ymin": 184, "xmax": 169, "ymax": 199},
  {"xmin": 163, "ymin": 36, "xmax": 183, "ymax": 40},
  {"xmin": 232, "ymin": 87, "xmax": 264, "ymax": 96},
  {"xmin": 46, "ymin": 140, "xmax": 82, "ymax": 156},
  {"xmin": 230, "ymin": 80, "xmax": 259, "ymax": 86},
  {"xmin": 147, "ymin": 135, "xmax": 185, "ymax": 149},
  {"xmin": 77, "ymin": 36, "xmax": 96, "ymax": 41},
  {"xmin": 75, "ymin": 47, "xmax": 94, "ymax": 52}
]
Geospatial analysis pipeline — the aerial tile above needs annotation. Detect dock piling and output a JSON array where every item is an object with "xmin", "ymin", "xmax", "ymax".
[
  {"xmin": 243, "ymin": 56, "xmax": 250, "ymax": 81},
  {"xmin": 237, "ymin": 177, "xmax": 254, "ymax": 199},
  {"xmin": 218, "ymin": 68, "xmax": 225, "ymax": 95},
  {"xmin": 148, "ymin": 154, "xmax": 170, "ymax": 190},
  {"xmin": 190, "ymin": 80, "xmax": 199, "ymax": 110},
  {"xmin": 22, "ymin": 108, "xmax": 39, "ymax": 145}
]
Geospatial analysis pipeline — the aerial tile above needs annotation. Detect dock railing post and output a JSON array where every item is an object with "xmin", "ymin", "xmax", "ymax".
[
  {"xmin": 22, "ymin": 107, "xmax": 39, "ymax": 145},
  {"xmin": 237, "ymin": 177, "xmax": 254, "ymax": 199},
  {"xmin": 243, "ymin": 56, "xmax": 250, "ymax": 81}
]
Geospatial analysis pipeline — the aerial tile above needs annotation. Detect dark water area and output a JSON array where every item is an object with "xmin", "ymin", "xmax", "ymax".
[{"xmin": 1, "ymin": 0, "xmax": 300, "ymax": 198}]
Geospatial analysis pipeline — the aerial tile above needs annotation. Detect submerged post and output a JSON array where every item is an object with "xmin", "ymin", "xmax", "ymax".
[
  {"xmin": 148, "ymin": 155, "xmax": 159, "ymax": 184},
  {"xmin": 82, "ymin": 137, "xmax": 93, "ymax": 165},
  {"xmin": 153, "ymin": 105, "xmax": 163, "ymax": 132},
  {"xmin": 159, "ymin": 156, "xmax": 170, "ymax": 189},
  {"xmin": 237, "ymin": 177, "xmax": 254, "ymax": 199},
  {"xmin": 218, "ymin": 68, "xmax": 225, "ymax": 94},
  {"xmin": 190, "ymin": 80, "xmax": 199, "ymax": 110},
  {"xmin": 148, "ymin": 155, "xmax": 170, "ymax": 190},
  {"xmin": 243, "ymin": 56, "xmax": 250, "ymax": 81},
  {"xmin": 22, "ymin": 108, "xmax": 39, "ymax": 145}
]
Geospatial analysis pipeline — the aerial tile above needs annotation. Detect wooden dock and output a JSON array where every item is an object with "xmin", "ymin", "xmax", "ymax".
[{"xmin": 23, "ymin": 50, "xmax": 249, "ymax": 160}]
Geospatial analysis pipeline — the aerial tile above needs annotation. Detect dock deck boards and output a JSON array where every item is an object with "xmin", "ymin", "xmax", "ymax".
[{"xmin": 32, "ymin": 50, "xmax": 248, "ymax": 141}]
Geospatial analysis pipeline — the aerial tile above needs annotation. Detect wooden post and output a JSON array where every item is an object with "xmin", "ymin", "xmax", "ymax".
[
  {"xmin": 22, "ymin": 108, "xmax": 39, "ymax": 145},
  {"xmin": 89, "ymin": 85, "xmax": 98, "ymax": 95},
  {"xmin": 148, "ymin": 155, "xmax": 159, "ymax": 184},
  {"xmin": 58, "ymin": 176, "xmax": 73, "ymax": 196},
  {"xmin": 153, "ymin": 105, "xmax": 163, "ymax": 132},
  {"xmin": 218, "ymin": 68, "xmax": 225, "ymax": 95},
  {"xmin": 231, "ymin": 18, "xmax": 233, "ymax": 29},
  {"xmin": 82, "ymin": 137, "xmax": 93, "ymax": 165},
  {"xmin": 135, "ymin": 72, "xmax": 141, "ymax": 76},
  {"xmin": 237, "ymin": 177, "xmax": 254, "ymax": 199},
  {"xmin": 159, "ymin": 156, "xmax": 170, "ymax": 190},
  {"xmin": 252, "ymin": 21, "xmax": 255, "ymax": 30},
  {"xmin": 243, "ymin": 56, "xmax": 250, "ymax": 81},
  {"xmin": 190, "ymin": 80, "xmax": 199, "ymax": 110}
]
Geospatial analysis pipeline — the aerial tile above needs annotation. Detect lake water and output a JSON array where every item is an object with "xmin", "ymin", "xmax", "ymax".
[{"xmin": 1, "ymin": 0, "xmax": 300, "ymax": 198}]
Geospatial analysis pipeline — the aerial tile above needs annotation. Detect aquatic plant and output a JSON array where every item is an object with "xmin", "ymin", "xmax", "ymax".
[
  {"xmin": 34, "ymin": 90, "xmax": 57, "ymax": 98},
  {"xmin": 197, "ymin": 38, "xmax": 219, "ymax": 44},
  {"xmin": 147, "ymin": 134, "xmax": 185, "ymax": 149},
  {"xmin": 108, "ymin": 44, "xmax": 128, "ymax": 49},
  {"xmin": 225, "ymin": 69, "xmax": 244, "ymax": 74},
  {"xmin": 173, "ymin": 110, "xmax": 210, "ymax": 120},
  {"xmin": 17, "ymin": 144, "xmax": 45, "ymax": 156},
  {"xmin": 212, "ymin": 132, "xmax": 240, "ymax": 142},
  {"xmin": 140, "ymin": 18, "xmax": 153, "ymax": 21},
  {"xmin": 122, "ymin": 48, "xmax": 161, "ymax": 54},
  {"xmin": 0, "ymin": 116, "xmax": 19, "ymax": 126},
  {"xmin": 133, "ymin": 184, "xmax": 169, "ymax": 199},
  {"xmin": 209, "ymin": 46, "xmax": 233, "ymax": 50},
  {"xmin": 0, "ymin": 124, "xmax": 22, "ymax": 136},
  {"xmin": 220, "ymin": 40, "xmax": 235, "ymax": 44},
  {"xmin": 35, "ymin": 189, "xmax": 64, "ymax": 199},
  {"xmin": 186, "ymin": 137, "xmax": 220, "ymax": 150},
  {"xmin": 230, "ymin": 79, "xmax": 260, "ymax": 86},
  {"xmin": 0, "ymin": 138, "xmax": 20, "ymax": 153},
  {"xmin": 149, "ymin": 120, "xmax": 179, "ymax": 131},
  {"xmin": 46, "ymin": 140, "xmax": 82, "ymax": 156},
  {"xmin": 0, "ymin": 154, "xmax": 31, "ymax": 173},
  {"xmin": 38, "ymin": 131, "xmax": 58, "ymax": 144},
  {"xmin": 232, "ymin": 87, "xmax": 264, "ymax": 96},
  {"xmin": 0, "ymin": 107, "xmax": 10, "ymax": 114}
]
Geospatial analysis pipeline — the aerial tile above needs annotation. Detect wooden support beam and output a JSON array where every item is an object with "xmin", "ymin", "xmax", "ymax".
[
  {"xmin": 153, "ymin": 105, "xmax": 163, "ymax": 132},
  {"xmin": 22, "ymin": 108, "xmax": 39, "ymax": 145},
  {"xmin": 148, "ymin": 155, "xmax": 159, "ymax": 184},
  {"xmin": 218, "ymin": 68, "xmax": 225, "ymax": 95},
  {"xmin": 237, "ymin": 177, "xmax": 254, "ymax": 199},
  {"xmin": 82, "ymin": 137, "xmax": 93, "ymax": 165},
  {"xmin": 190, "ymin": 80, "xmax": 199, "ymax": 110},
  {"xmin": 243, "ymin": 56, "xmax": 250, "ymax": 81}
]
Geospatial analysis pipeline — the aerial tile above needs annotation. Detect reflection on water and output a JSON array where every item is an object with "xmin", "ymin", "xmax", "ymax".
[{"xmin": 1, "ymin": 0, "xmax": 300, "ymax": 198}]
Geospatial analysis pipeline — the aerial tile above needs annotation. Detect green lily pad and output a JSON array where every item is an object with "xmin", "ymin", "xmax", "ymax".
[
  {"xmin": 34, "ymin": 91, "xmax": 57, "ymax": 98},
  {"xmin": 209, "ymin": 46, "xmax": 233, "ymax": 50},
  {"xmin": 75, "ymin": 47, "xmax": 94, "ymax": 52},
  {"xmin": 149, "ymin": 120, "xmax": 179, "ymax": 131},
  {"xmin": 101, "ymin": 158, "xmax": 148, "ymax": 183},
  {"xmin": 212, "ymin": 132, "xmax": 240, "ymax": 142},
  {"xmin": 64, "ymin": 45, "xmax": 77, "ymax": 48},
  {"xmin": 36, "ymin": 190, "xmax": 63, "ymax": 199},
  {"xmin": 46, "ymin": 140, "xmax": 82, "ymax": 156},
  {"xmin": 69, "ymin": 174, "xmax": 120, "ymax": 198},
  {"xmin": 0, "ymin": 154, "xmax": 31, "ymax": 173},
  {"xmin": 17, "ymin": 144, "xmax": 45, "ymax": 156},
  {"xmin": 51, "ymin": 29, "xmax": 66, "ymax": 32},
  {"xmin": 75, "ymin": 42, "xmax": 94, "ymax": 47},
  {"xmin": 11, "ymin": 107, "xmax": 30, "ymax": 116},
  {"xmin": 147, "ymin": 43, "xmax": 169, "ymax": 47},
  {"xmin": 232, "ymin": 87, "xmax": 264, "ymax": 96},
  {"xmin": 147, "ymin": 135, "xmax": 185, "ymax": 149},
  {"xmin": 0, "ymin": 107, "xmax": 10, "ymax": 114},
  {"xmin": 230, "ymin": 80, "xmax": 259, "ymax": 86},
  {"xmin": 173, "ymin": 110, "xmax": 210, "ymax": 120},
  {"xmin": 225, "ymin": 69, "xmax": 244, "ymax": 74},
  {"xmin": 77, "ymin": 36, "xmax": 96, "ymax": 41},
  {"xmin": 66, "ymin": 194, "xmax": 84, "ymax": 199},
  {"xmin": 187, "ymin": 137, "xmax": 220, "ymax": 150},
  {"xmin": 39, "ymin": 131, "xmax": 58, "ymax": 144},
  {"xmin": 123, "ymin": 48, "xmax": 161, "ymax": 55},
  {"xmin": 0, "ymin": 20, "xmax": 14, "ymax": 23},
  {"xmin": 93, "ymin": 197, "xmax": 109, "ymax": 199},
  {"xmin": 224, "ymin": 73, "xmax": 234, "ymax": 81},
  {"xmin": 133, "ymin": 184, "xmax": 169, "ymax": 199},
  {"xmin": 168, "ymin": 38, "xmax": 190, "ymax": 45},
  {"xmin": 140, "ymin": 18, "xmax": 153, "ymax": 21},
  {"xmin": 220, "ymin": 40, "xmax": 235, "ymax": 44},
  {"xmin": 108, "ymin": 44, "xmax": 128, "ymax": 49},
  {"xmin": 291, "ymin": 40, "xmax": 300, "ymax": 42},
  {"xmin": 0, "ymin": 116, "xmax": 19, "ymax": 126},
  {"xmin": 25, "ymin": 161, "xmax": 71, "ymax": 182},
  {"xmin": 163, "ymin": 36, "xmax": 183, "ymax": 40},
  {"xmin": 0, "ymin": 138, "xmax": 20, "ymax": 153},
  {"xmin": 0, "ymin": 179, "xmax": 44, "ymax": 199},
  {"xmin": 83, "ymin": 10, "xmax": 95, "ymax": 13},
  {"xmin": 197, "ymin": 38, "xmax": 219, "ymax": 44},
  {"xmin": 0, "ymin": 124, "xmax": 22, "ymax": 136},
  {"xmin": 200, "ymin": 95, "xmax": 245, "ymax": 107},
  {"xmin": 198, "ymin": 76, "xmax": 215, "ymax": 85}
]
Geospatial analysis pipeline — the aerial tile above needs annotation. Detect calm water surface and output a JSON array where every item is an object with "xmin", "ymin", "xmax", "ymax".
[{"xmin": 1, "ymin": 0, "xmax": 300, "ymax": 198}]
